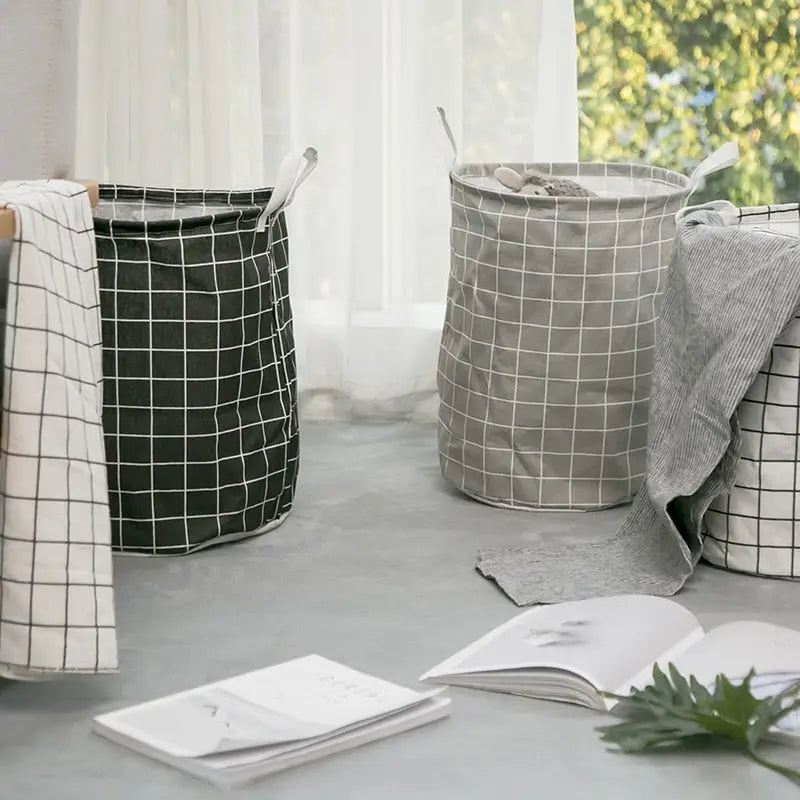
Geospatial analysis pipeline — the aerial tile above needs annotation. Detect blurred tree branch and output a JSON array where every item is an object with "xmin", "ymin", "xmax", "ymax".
[{"xmin": 576, "ymin": 0, "xmax": 800, "ymax": 205}]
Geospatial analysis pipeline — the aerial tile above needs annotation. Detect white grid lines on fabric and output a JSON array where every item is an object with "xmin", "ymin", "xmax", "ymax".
[
  {"xmin": 535, "ymin": 200, "xmax": 559, "ymax": 507},
  {"xmin": 234, "ymin": 206, "xmax": 251, "ymax": 538},
  {"xmin": 508, "ymin": 190, "xmax": 525, "ymax": 505},
  {"xmin": 624, "ymin": 203, "xmax": 646, "ymax": 498},
  {"xmin": 145, "ymin": 193, "xmax": 157, "ymax": 553},
  {"xmin": 96, "ymin": 185, "xmax": 298, "ymax": 554},
  {"xmin": 437, "ymin": 161, "xmax": 686, "ymax": 510},
  {"xmin": 178, "ymin": 214, "xmax": 189, "ymax": 553},
  {"xmin": 262, "ymin": 239, "xmax": 292, "ymax": 521},
  {"xmin": 598, "ymin": 195, "xmax": 622, "ymax": 505},
  {"xmin": 437, "ymin": 350, "xmax": 656, "ymax": 381},
  {"xmin": 568, "ymin": 196, "xmax": 593, "ymax": 508},
  {"xmin": 211, "ymin": 204, "xmax": 223, "ymax": 561},
  {"xmin": 452, "ymin": 226, "xmax": 677, "ymax": 253},
  {"xmin": 468, "ymin": 186, "xmax": 484, "ymax": 495}
]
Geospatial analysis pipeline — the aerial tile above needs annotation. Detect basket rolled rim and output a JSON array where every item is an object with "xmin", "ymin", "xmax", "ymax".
[
  {"xmin": 737, "ymin": 202, "xmax": 800, "ymax": 218},
  {"xmin": 92, "ymin": 184, "xmax": 274, "ymax": 234},
  {"xmin": 451, "ymin": 160, "xmax": 694, "ymax": 206}
]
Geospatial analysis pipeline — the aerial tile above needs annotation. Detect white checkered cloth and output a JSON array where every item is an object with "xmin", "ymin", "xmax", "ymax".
[
  {"xmin": 0, "ymin": 180, "xmax": 118, "ymax": 679},
  {"xmin": 438, "ymin": 160, "xmax": 695, "ymax": 510},
  {"xmin": 704, "ymin": 203, "xmax": 800, "ymax": 578},
  {"xmin": 476, "ymin": 205, "xmax": 800, "ymax": 605}
]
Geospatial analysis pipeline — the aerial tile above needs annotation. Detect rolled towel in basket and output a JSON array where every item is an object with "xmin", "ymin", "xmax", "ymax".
[{"xmin": 476, "ymin": 205, "xmax": 800, "ymax": 605}]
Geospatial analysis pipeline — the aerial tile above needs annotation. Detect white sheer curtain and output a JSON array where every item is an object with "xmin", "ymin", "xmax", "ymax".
[
  {"xmin": 0, "ymin": 0, "xmax": 80, "ymax": 181},
  {"xmin": 75, "ymin": 0, "xmax": 578, "ymax": 421}
]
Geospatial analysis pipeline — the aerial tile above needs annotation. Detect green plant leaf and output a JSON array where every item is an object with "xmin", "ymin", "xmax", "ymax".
[
  {"xmin": 688, "ymin": 674, "xmax": 712, "ymax": 703},
  {"xmin": 668, "ymin": 663, "xmax": 693, "ymax": 706},
  {"xmin": 598, "ymin": 664, "xmax": 800, "ymax": 785},
  {"xmin": 747, "ymin": 685, "xmax": 800, "ymax": 751}
]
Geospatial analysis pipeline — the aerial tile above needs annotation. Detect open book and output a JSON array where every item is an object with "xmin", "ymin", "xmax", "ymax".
[
  {"xmin": 420, "ymin": 595, "xmax": 800, "ymax": 734},
  {"xmin": 94, "ymin": 655, "xmax": 450, "ymax": 789}
]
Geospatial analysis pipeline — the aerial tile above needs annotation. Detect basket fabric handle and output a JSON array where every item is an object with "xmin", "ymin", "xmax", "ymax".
[
  {"xmin": 675, "ymin": 199, "xmax": 739, "ymax": 225},
  {"xmin": 258, "ymin": 146, "xmax": 318, "ymax": 229},
  {"xmin": 437, "ymin": 104, "xmax": 739, "ymax": 194},
  {"xmin": 688, "ymin": 141, "xmax": 739, "ymax": 194},
  {"xmin": 436, "ymin": 106, "xmax": 459, "ymax": 166}
]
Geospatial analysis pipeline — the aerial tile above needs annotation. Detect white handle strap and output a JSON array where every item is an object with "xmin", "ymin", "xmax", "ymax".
[
  {"xmin": 675, "ymin": 199, "xmax": 739, "ymax": 225},
  {"xmin": 258, "ymin": 146, "xmax": 318, "ymax": 230},
  {"xmin": 688, "ymin": 141, "xmax": 739, "ymax": 195},
  {"xmin": 436, "ymin": 106, "xmax": 459, "ymax": 165}
]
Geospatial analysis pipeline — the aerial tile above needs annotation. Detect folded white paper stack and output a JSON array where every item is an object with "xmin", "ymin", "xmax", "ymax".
[{"xmin": 94, "ymin": 654, "xmax": 450, "ymax": 789}]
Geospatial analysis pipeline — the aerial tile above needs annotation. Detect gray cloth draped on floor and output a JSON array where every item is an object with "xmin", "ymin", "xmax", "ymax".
[{"xmin": 475, "ymin": 208, "xmax": 800, "ymax": 605}]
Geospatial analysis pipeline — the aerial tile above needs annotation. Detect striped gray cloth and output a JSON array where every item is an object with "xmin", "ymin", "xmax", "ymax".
[
  {"xmin": 476, "ymin": 208, "xmax": 800, "ymax": 605},
  {"xmin": 703, "ymin": 203, "xmax": 800, "ymax": 578}
]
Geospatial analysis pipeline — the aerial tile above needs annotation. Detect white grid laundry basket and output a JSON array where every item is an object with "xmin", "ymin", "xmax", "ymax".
[
  {"xmin": 93, "ymin": 149, "xmax": 316, "ymax": 555},
  {"xmin": 435, "ymin": 108, "xmax": 738, "ymax": 511},
  {"xmin": 704, "ymin": 202, "xmax": 800, "ymax": 578}
]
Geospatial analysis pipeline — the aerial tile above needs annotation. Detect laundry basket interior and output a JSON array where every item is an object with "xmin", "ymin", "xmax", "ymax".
[{"xmin": 457, "ymin": 161, "xmax": 692, "ymax": 199}]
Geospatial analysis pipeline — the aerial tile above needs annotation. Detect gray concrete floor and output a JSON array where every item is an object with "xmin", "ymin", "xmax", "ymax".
[{"xmin": 1, "ymin": 422, "xmax": 799, "ymax": 799}]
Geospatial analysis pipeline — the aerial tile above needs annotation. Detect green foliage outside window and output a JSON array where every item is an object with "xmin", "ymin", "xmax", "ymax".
[{"xmin": 576, "ymin": 0, "xmax": 800, "ymax": 205}]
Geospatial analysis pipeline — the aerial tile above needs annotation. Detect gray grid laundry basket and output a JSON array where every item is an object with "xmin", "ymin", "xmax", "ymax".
[
  {"xmin": 435, "ymin": 108, "xmax": 737, "ymax": 511},
  {"xmin": 704, "ymin": 202, "xmax": 800, "ymax": 578},
  {"xmin": 94, "ymin": 149, "xmax": 316, "ymax": 555}
]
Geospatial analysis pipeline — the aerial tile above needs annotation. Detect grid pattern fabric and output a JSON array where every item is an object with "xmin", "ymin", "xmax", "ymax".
[
  {"xmin": 474, "ymin": 208, "xmax": 800, "ymax": 604},
  {"xmin": 0, "ymin": 179, "xmax": 117, "ymax": 678},
  {"xmin": 94, "ymin": 185, "xmax": 298, "ymax": 555},
  {"xmin": 704, "ymin": 203, "xmax": 800, "ymax": 578},
  {"xmin": 438, "ymin": 161, "xmax": 694, "ymax": 510}
]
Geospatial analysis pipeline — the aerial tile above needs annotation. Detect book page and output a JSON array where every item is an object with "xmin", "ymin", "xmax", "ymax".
[
  {"xmin": 95, "ymin": 655, "xmax": 432, "ymax": 759},
  {"xmin": 219, "ymin": 655, "xmax": 426, "ymax": 726},
  {"xmin": 198, "ymin": 696, "xmax": 450, "ymax": 770},
  {"xmin": 192, "ymin": 697, "xmax": 452, "ymax": 786},
  {"xmin": 420, "ymin": 595, "xmax": 703, "ymax": 693},
  {"xmin": 626, "ymin": 621, "xmax": 800, "ymax": 734},
  {"xmin": 97, "ymin": 687, "xmax": 326, "ymax": 759},
  {"xmin": 662, "ymin": 620, "xmax": 800, "ymax": 688}
]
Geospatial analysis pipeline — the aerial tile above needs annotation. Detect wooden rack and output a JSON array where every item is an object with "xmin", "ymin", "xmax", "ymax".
[{"xmin": 0, "ymin": 180, "xmax": 100, "ymax": 239}]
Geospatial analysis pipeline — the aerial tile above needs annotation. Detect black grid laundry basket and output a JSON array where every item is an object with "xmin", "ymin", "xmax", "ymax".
[
  {"xmin": 704, "ymin": 202, "xmax": 800, "ymax": 578},
  {"xmin": 93, "ymin": 149, "xmax": 316, "ymax": 554},
  {"xmin": 435, "ymin": 108, "xmax": 738, "ymax": 512}
]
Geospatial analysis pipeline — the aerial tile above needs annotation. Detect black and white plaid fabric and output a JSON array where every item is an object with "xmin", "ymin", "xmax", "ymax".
[
  {"xmin": 704, "ymin": 203, "xmax": 800, "ymax": 578},
  {"xmin": 0, "ymin": 179, "xmax": 117, "ymax": 678},
  {"xmin": 93, "ymin": 187, "xmax": 299, "ymax": 555}
]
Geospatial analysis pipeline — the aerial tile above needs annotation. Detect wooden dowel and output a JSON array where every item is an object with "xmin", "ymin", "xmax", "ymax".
[
  {"xmin": 0, "ymin": 180, "xmax": 100, "ymax": 240},
  {"xmin": 0, "ymin": 207, "xmax": 16, "ymax": 240}
]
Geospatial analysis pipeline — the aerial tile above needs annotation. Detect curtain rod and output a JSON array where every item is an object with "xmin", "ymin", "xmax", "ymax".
[{"xmin": 0, "ymin": 180, "xmax": 100, "ymax": 239}]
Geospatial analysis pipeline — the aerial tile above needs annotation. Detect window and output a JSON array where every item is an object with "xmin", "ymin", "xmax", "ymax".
[{"xmin": 576, "ymin": 0, "xmax": 800, "ymax": 206}]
